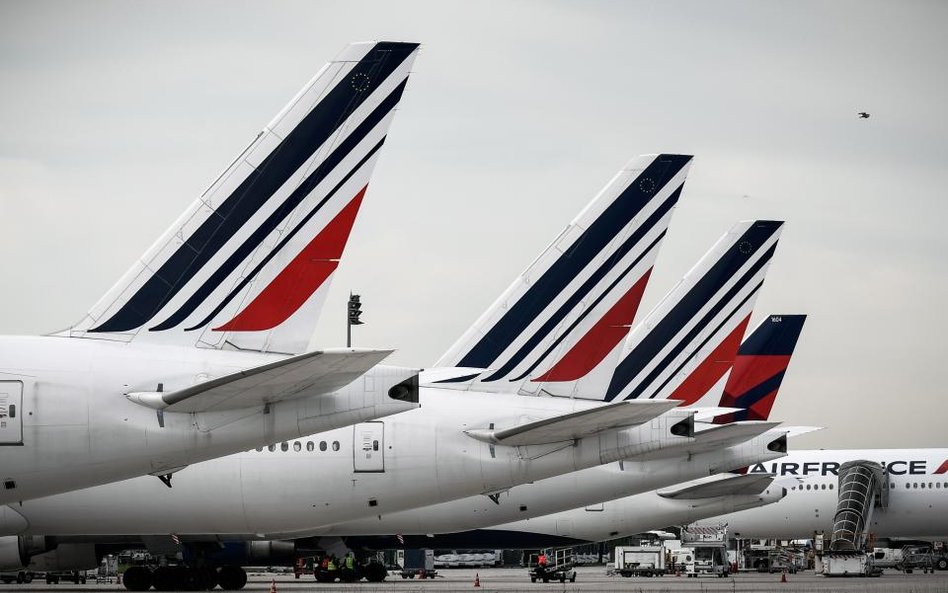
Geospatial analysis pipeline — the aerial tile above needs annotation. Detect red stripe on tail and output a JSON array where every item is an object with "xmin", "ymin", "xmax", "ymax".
[
  {"xmin": 665, "ymin": 315, "xmax": 751, "ymax": 406},
  {"xmin": 531, "ymin": 269, "xmax": 652, "ymax": 382},
  {"xmin": 214, "ymin": 186, "xmax": 367, "ymax": 332}
]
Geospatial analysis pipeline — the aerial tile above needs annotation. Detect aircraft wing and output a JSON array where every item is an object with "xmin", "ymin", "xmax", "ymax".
[
  {"xmin": 657, "ymin": 473, "xmax": 776, "ymax": 499},
  {"xmin": 127, "ymin": 348, "xmax": 393, "ymax": 413},
  {"xmin": 465, "ymin": 400, "xmax": 680, "ymax": 446}
]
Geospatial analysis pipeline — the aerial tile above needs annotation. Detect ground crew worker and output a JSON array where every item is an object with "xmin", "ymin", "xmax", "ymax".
[
  {"xmin": 345, "ymin": 553, "xmax": 355, "ymax": 570},
  {"xmin": 537, "ymin": 552, "xmax": 548, "ymax": 572}
]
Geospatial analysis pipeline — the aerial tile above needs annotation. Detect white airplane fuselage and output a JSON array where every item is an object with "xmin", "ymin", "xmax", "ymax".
[
  {"xmin": 2, "ymin": 388, "xmax": 692, "ymax": 538},
  {"xmin": 0, "ymin": 335, "xmax": 416, "ymax": 505},
  {"xmin": 696, "ymin": 449, "xmax": 948, "ymax": 539},
  {"xmin": 313, "ymin": 430, "xmax": 786, "ymax": 538}
]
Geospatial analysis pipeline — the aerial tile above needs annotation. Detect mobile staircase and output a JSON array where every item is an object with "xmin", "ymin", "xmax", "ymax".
[{"xmin": 822, "ymin": 460, "xmax": 886, "ymax": 577}]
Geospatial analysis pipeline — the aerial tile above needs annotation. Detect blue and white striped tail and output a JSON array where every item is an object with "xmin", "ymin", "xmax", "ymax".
[
  {"xmin": 68, "ymin": 42, "xmax": 420, "ymax": 354},
  {"xmin": 605, "ymin": 220, "xmax": 784, "ymax": 402},
  {"xmin": 435, "ymin": 154, "xmax": 693, "ymax": 398}
]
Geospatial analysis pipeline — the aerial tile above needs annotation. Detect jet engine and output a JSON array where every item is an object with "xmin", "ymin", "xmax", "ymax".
[{"xmin": 0, "ymin": 535, "xmax": 56, "ymax": 570}]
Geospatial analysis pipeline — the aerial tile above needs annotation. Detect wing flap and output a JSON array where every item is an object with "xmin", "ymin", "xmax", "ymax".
[
  {"xmin": 658, "ymin": 473, "xmax": 776, "ymax": 499},
  {"xmin": 465, "ymin": 400, "xmax": 680, "ymax": 446},
  {"xmin": 127, "ymin": 348, "xmax": 393, "ymax": 413}
]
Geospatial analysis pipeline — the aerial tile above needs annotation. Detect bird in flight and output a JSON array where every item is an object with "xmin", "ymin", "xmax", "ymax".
[{"xmin": 857, "ymin": 112, "xmax": 870, "ymax": 119}]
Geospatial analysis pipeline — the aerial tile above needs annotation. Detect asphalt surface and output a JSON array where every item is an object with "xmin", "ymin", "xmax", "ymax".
[{"xmin": 7, "ymin": 566, "xmax": 948, "ymax": 592}]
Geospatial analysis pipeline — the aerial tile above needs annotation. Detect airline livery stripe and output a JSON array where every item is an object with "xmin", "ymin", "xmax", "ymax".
[
  {"xmin": 90, "ymin": 42, "xmax": 416, "ymax": 333},
  {"xmin": 480, "ymin": 185, "xmax": 682, "ymax": 382},
  {"xmin": 184, "ymin": 138, "xmax": 386, "ymax": 331},
  {"xmin": 605, "ymin": 222, "xmax": 781, "ymax": 400},
  {"xmin": 213, "ymin": 187, "xmax": 366, "ymax": 331},
  {"xmin": 738, "ymin": 315, "xmax": 806, "ymax": 355},
  {"xmin": 530, "ymin": 268, "xmax": 653, "ymax": 382},
  {"xmin": 152, "ymin": 80, "xmax": 409, "ymax": 331},
  {"xmin": 511, "ymin": 229, "xmax": 668, "ymax": 381},
  {"xmin": 664, "ymin": 314, "xmax": 751, "ymax": 405},
  {"xmin": 720, "ymin": 370, "xmax": 786, "ymax": 421},
  {"xmin": 636, "ymin": 278, "xmax": 764, "ymax": 401},
  {"xmin": 458, "ymin": 155, "xmax": 691, "ymax": 372}
]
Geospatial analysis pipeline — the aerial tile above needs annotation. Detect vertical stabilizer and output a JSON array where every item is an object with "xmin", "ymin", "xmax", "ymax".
[
  {"xmin": 713, "ymin": 314, "xmax": 806, "ymax": 423},
  {"xmin": 434, "ymin": 154, "xmax": 693, "ymax": 398},
  {"xmin": 68, "ymin": 42, "xmax": 420, "ymax": 354},
  {"xmin": 605, "ymin": 220, "xmax": 784, "ymax": 403}
]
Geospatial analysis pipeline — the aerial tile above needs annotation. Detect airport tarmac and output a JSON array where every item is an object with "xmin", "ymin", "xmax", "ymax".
[{"xmin": 9, "ymin": 567, "xmax": 948, "ymax": 593}]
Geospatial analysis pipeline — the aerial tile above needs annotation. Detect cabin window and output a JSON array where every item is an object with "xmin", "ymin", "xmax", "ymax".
[
  {"xmin": 306, "ymin": 441, "xmax": 314, "ymax": 452},
  {"xmin": 293, "ymin": 442, "xmax": 301, "ymax": 452}
]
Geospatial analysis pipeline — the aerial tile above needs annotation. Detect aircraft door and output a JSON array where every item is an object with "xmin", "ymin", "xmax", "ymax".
[
  {"xmin": 0, "ymin": 381, "xmax": 23, "ymax": 445},
  {"xmin": 353, "ymin": 422, "xmax": 384, "ymax": 472}
]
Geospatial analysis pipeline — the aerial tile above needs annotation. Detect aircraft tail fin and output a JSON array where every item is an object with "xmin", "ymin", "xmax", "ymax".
[
  {"xmin": 605, "ymin": 220, "xmax": 784, "ymax": 403},
  {"xmin": 713, "ymin": 314, "xmax": 806, "ymax": 423},
  {"xmin": 67, "ymin": 41, "xmax": 420, "ymax": 354},
  {"xmin": 434, "ymin": 154, "xmax": 694, "ymax": 397}
]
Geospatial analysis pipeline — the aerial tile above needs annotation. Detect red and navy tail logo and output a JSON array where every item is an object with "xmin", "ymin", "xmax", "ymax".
[{"xmin": 714, "ymin": 315, "xmax": 806, "ymax": 423}]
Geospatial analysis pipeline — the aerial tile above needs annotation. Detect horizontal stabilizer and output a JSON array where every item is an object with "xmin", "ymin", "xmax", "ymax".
[
  {"xmin": 773, "ymin": 425, "xmax": 823, "ymax": 438},
  {"xmin": 465, "ymin": 400, "xmax": 680, "ymax": 446},
  {"xmin": 631, "ymin": 420, "xmax": 780, "ymax": 461},
  {"xmin": 418, "ymin": 367, "xmax": 488, "ymax": 384},
  {"xmin": 685, "ymin": 406, "xmax": 743, "ymax": 421},
  {"xmin": 658, "ymin": 472, "xmax": 776, "ymax": 499},
  {"xmin": 127, "ymin": 348, "xmax": 393, "ymax": 413}
]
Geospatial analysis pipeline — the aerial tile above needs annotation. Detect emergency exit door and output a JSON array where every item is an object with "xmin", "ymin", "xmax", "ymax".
[
  {"xmin": 0, "ymin": 381, "xmax": 23, "ymax": 445},
  {"xmin": 353, "ymin": 422, "xmax": 384, "ymax": 472}
]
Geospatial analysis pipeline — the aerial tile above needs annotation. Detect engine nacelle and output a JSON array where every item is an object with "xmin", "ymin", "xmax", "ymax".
[
  {"xmin": 28, "ymin": 543, "xmax": 98, "ymax": 571},
  {"xmin": 0, "ymin": 536, "xmax": 55, "ymax": 570},
  {"xmin": 183, "ymin": 540, "xmax": 296, "ymax": 566}
]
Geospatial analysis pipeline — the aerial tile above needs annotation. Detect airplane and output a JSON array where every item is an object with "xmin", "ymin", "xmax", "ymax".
[
  {"xmin": 353, "ymin": 314, "xmax": 807, "ymax": 549},
  {"xmin": 0, "ymin": 41, "xmax": 424, "ymax": 505},
  {"xmin": 695, "ymin": 448, "xmax": 948, "ymax": 546},
  {"xmin": 0, "ymin": 153, "xmax": 720, "ymax": 589},
  {"xmin": 0, "ymin": 209, "xmax": 790, "ymax": 590}
]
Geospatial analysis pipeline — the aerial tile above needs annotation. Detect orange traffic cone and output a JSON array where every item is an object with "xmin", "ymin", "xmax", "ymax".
[
  {"xmin": 474, "ymin": 572, "xmax": 481, "ymax": 587},
  {"xmin": 780, "ymin": 570, "xmax": 787, "ymax": 583}
]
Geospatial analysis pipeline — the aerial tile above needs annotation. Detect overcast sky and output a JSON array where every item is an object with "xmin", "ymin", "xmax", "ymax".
[{"xmin": 2, "ymin": 1, "xmax": 946, "ymax": 449}]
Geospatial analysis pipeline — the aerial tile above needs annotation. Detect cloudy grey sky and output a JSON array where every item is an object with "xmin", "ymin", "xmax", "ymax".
[{"xmin": 2, "ymin": 1, "xmax": 946, "ymax": 449}]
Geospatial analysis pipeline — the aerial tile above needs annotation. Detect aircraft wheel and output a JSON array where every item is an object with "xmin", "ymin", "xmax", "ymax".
[
  {"xmin": 362, "ymin": 561, "xmax": 387, "ymax": 582},
  {"xmin": 218, "ymin": 566, "xmax": 247, "ymax": 590},
  {"xmin": 123, "ymin": 567, "xmax": 153, "ymax": 591},
  {"xmin": 937, "ymin": 558, "xmax": 948, "ymax": 571}
]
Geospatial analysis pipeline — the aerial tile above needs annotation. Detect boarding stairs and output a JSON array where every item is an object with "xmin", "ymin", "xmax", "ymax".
[{"xmin": 829, "ymin": 461, "xmax": 887, "ymax": 552}]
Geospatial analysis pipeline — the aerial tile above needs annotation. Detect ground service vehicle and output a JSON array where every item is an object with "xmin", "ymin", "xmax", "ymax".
[
  {"xmin": 682, "ymin": 525, "xmax": 730, "ymax": 578},
  {"xmin": 615, "ymin": 545, "xmax": 666, "ymax": 577},
  {"xmin": 397, "ymin": 549, "xmax": 436, "ymax": 579},
  {"xmin": 528, "ymin": 548, "xmax": 576, "ymax": 583}
]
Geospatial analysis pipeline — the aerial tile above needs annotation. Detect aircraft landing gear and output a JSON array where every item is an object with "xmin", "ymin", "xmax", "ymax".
[
  {"xmin": 218, "ymin": 566, "xmax": 248, "ymax": 590},
  {"xmin": 122, "ymin": 565, "xmax": 243, "ymax": 591}
]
